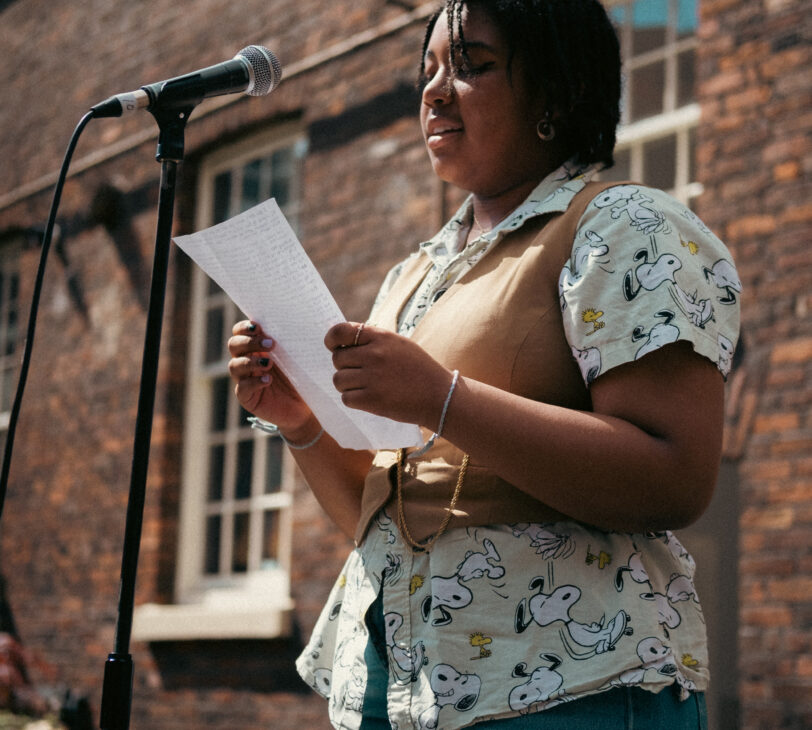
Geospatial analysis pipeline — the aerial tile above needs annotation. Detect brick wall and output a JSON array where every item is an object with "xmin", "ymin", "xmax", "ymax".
[
  {"xmin": 696, "ymin": 0, "xmax": 812, "ymax": 726},
  {"xmin": 0, "ymin": 1, "xmax": 437, "ymax": 727},
  {"xmin": 0, "ymin": 0, "xmax": 809, "ymax": 728}
]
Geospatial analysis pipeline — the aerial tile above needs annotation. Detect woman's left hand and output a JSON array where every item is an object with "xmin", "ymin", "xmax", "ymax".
[{"xmin": 325, "ymin": 322, "xmax": 452, "ymax": 428}]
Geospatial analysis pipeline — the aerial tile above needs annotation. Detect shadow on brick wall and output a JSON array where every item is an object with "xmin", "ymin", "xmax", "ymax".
[{"xmin": 148, "ymin": 637, "xmax": 310, "ymax": 693}]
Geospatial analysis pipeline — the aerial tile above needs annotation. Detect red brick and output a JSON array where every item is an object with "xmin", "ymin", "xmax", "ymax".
[
  {"xmin": 753, "ymin": 412, "xmax": 801, "ymax": 434},
  {"xmin": 771, "ymin": 337, "xmax": 812, "ymax": 364},
  {"xmin": 767, "ymin": 576, "xmax": 812, "ymax": 603},
  {"xmin": 740, "ymin": 605, "xmax": 793, "ymax": 627},
  {"xmin": 773, "ymin": 160, "xmax": 802, "ymax": 181},
  {"xmin": 726, "ymin": 214, "xmax": 778, "ymax": 239}
]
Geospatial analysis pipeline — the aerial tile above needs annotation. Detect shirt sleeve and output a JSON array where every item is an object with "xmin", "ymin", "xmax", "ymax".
[{"xmin": 559, "ymin": 184, "xmax": 741, "ymax": 386}]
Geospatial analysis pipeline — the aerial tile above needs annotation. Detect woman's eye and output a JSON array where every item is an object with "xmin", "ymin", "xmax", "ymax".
[
  {"xmin": 456, "ymin": 61, "xmax": 494, "ymax": 78},
  {"xmin": 418, "ymin": 69, "xmax": 437, "ymax": 90}
]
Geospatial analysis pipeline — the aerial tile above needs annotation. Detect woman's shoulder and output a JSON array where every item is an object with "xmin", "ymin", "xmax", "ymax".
[{"xmin": 579, "ymin": 183, "xmax": 723, "ymax": 246}]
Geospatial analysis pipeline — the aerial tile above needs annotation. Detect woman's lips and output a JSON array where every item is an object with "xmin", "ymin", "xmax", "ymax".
[{"xmin": 426, "ymin": 121, "xmax": 463, "ymax": 149}]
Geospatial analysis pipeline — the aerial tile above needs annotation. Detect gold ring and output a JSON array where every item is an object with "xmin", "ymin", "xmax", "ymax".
[{"xmin": 353, "ymin": 323, "xmax": 365, "ymax": 346}]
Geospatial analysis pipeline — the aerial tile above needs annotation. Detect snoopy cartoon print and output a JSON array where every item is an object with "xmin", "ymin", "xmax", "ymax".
[
  {"xmin": 670, "ymin": 284, "xmax": 715, "ymax": 328},
  {"xmin": 558, "ymin": 230, "xmax": 610, "ymax": 309},
  {"xmin": 609, "ymin": 637, "xmax": 678, "ymax": 687},
  {"xmin": 508, "ymin": 653, "xmax": 567, "ymax": 713},
  {"xmin": 614, "ymin": 550, "xmax": 651, "ymax": 592},
  {"xmin": 717, "ymin": 333, "xmax": 735, "ymax": 377},
  {"xmin": 639, "ymin": 589, "xmax": 683, "ymax": 636},
  {"xmin": 593, "ymin": 185, "xmax": 671, "ymax": 235},
  {"xmin": 704, "ymin": 258, "xmax": 741, "ymax": 305},
  {"xmin": 570, "ymin": 344, "xmax": 602, "ymax": 385},
  {"xmin": 422, "ymin": 538, "xmax": 505, "ymax": 627},
  {"xmin": 607, "ymin": 636, "xmax": 698, "ymax": 694},
  {"xmin": 623, "ymin": 247, "xmax": 683, "ymax": 301},
  {"xmin": 417, "ymin": 663, "xmax": 481, "ymax": 730},
  {"xmin": 631, "ymin": 309, "xmax": 680, "ymax": 360},
  {"xmin": 383, "ymin": 611, "xmax": 428, "ymax": 683},
  {"xmin": 515, "ymin": 577, "xmax": 633, "ymax": 658},
  {"xmin": 511, "ymin": 523, "xmax": 576, "ymax": 560}
]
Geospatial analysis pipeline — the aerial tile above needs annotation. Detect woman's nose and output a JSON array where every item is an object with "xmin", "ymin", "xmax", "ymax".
[{"xmin": 422, "ymin": 67, "xmax": 454, "ymax": 107}]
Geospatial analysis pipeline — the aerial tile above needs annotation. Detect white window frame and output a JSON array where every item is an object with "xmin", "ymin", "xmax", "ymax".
[
  {"xmin": 133, "ymin": 125, "xmax": 306, "ymax": 641},
  {"xmin": 606, "ymin": 0, "xmax": 701, "ymax": 205}
]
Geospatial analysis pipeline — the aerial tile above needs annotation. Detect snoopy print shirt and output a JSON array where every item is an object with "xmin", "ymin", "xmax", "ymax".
[{"xmin": 295, "ymin": 163, "xmax": 741, "ymax": 729}]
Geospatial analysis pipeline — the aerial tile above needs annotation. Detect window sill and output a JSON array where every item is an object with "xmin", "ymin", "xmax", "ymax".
[{"xmin": 132, "ymin": 597, "xmax": 294, "ymax": 642}]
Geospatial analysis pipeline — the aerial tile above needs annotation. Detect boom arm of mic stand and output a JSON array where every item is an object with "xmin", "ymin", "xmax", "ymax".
[{"xmin": 99, "ymin": 103, "xmax": 193, "ymax": 730}]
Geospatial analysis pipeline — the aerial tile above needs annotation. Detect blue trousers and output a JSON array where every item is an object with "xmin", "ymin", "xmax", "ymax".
[{"xmin": 359, "ymin": 593, "xmax": 707, "ymax": 729}]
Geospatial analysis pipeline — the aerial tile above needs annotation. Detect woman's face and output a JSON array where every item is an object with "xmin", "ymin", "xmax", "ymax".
[{"xmin": 420, "ymin": 6, "xmax": 551, "ymax": 199}]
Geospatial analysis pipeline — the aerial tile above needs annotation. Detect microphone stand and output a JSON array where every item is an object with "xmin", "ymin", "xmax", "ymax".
[{"xmin": 99, "ymin": 102, "xmax": 194, "ymax": 730}]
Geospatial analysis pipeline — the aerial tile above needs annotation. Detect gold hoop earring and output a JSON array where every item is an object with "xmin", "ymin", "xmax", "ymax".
[{"xmin": 537, "ymin": 117, "xmax": 556, "ymax": 142}]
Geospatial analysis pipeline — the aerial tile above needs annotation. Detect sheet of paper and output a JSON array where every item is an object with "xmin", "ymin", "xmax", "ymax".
[{"xmin": 173, "ymin": 198, "xmax": 423, "ymax": 451}]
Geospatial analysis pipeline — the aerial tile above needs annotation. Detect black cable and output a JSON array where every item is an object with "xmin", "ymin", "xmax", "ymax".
[{"xmin": 0, "ymin": 110, "xmax": 96, "ymax": 523}]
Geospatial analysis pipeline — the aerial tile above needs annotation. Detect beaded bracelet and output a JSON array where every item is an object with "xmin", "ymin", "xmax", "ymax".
[{"xmin": 248, "ymin": 417, "xmax": 325, "ymax": 450}]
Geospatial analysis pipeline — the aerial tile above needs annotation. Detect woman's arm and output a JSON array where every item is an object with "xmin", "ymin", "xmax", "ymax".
[
  {"xmin": 327, "ymin": 324, "xmax": 724, "ymax": 533},
  {"xmin": 277, "ymin": 419, "xmax": 374, "ymax": 541},
  {"xmin": 229, "ymin": 321, "xmax": 372, "ymax": 539},
  {"xmin": 443, "ymin": 340, "xmax": 724, "ymax": 532}
]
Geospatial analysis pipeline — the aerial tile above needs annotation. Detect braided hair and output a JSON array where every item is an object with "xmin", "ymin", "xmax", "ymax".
[{"xmin": 419, "ymin": 0, "xmax": 622, "ymax": 168}]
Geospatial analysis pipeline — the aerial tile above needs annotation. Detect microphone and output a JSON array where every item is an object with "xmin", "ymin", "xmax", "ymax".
[{"xmin": 91, "ymin": 45, "xmax": 282, "ymax": 118}]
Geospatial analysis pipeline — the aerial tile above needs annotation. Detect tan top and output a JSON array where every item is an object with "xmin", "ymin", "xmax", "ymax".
[{"xmin": 355, "ymin": 181, "xmax": 610, "ymax": 545}]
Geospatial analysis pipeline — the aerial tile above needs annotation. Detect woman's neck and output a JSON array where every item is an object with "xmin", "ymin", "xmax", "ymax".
[{"xmin": 469, "ymin": 180, "xmax": 537, "ymax": 233}]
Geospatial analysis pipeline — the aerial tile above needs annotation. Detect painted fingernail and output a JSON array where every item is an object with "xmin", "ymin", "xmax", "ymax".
[
  {"xmin": 261, "ymin": 338, "xmax": 274, "ymax": 348},
  {"xmin": 258, "ymin": 357, "xmax": 270, "ymax": 367},
  {"xmin": 261, "ymin": 374, "xmax": 270, "ymax": 383}
]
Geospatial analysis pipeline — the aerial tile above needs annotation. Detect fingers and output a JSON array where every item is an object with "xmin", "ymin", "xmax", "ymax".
[
  {"xmin": 325, "ymin": 321, "xmax": 368, "ymax": 351},
  {"xmin": 229, "ymin": 320, "xmax": 275, "ymax": 358},
  {"xmin": 228, "ymin": 321, "xmax": 274, "ymax": 403},
  {"xmin": 233, "ymin": 372, "xmax": 270, "ymax": 411},
  {"xmin": 228, "ymin": 353, "xmax": 273, "ymax": 382}
]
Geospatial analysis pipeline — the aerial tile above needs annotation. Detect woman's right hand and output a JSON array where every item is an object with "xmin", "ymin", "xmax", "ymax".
[{"xmin": 228, "ymin": 320, "xmax": 314, "ymax": 434}]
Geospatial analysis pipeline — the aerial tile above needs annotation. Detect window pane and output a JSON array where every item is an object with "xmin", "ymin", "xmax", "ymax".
[
  {"xmin": 271, "ymin": 148, "xmax": 293, "ymax": 208},
  {"xmin": 688, "ymin": 126, "xmax": 697, "ymax": 182},
  {"xmin": 677, "ymin": 0, "xmax": 697, "ymax": 38},
  {"xmin": 207, "ymin": 276, "xmax": 222, "ymax": 296},
  {"xmin": 1, "ymin": 367, "xmax": 14, "ymax": 412},
  {"xmin": 643, "ymin": 135, "xmax": 677, "ymax": 190},
  {"xmin": 241, "ymin": 159, "xmax": 262, "ymax": 211},
  {"xmin": 632, "ymin": 0, "xmax": 668, "ymax": 55},
  {"xmin": 265, "ymin": 438, "xmax": 283, "ymax": 494},
  {"xmin": 204, "ymin": 515, "xmax": 222, "ymax": 575},
  {"xmin": 609, "ymin": 3, "xmax": 626, "ymax": 25},
  {"xmin": 630, "ymin": 61, "xmax": 665, "ymax": 121},
  {"xmin": 213, "ymin": 171, "xmax": 232, "ymax": 224},
  {"xmin": 208, "ymin": 444, "xmax": 225, "ymax": 502},
  {"xmin": 262, "ymin": 510, "xmax": 280, "ymax": 566},
  {"xmin": 232, "ymin": 512, "xmax": 250, "ymax": 573},
  {"xmin": 211, "ymin": 377, "xmax": 229, "ymax": 432},
  {"xmin": 677, "ymin": 49, "xmax": 696, "ymax": 108},
  {"xmin": 205, "ymin": 307, "xmax": 225, "ymax": 364},
  {"xmin": 5, "ymin": 309, "xmax": 16, "ymax": 356},
  {"xmin": 235, "ymin": 439, "xmax": 253, "ymax": 499}
]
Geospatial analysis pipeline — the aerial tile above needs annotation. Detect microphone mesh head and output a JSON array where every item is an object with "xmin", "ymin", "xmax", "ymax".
[{"xmin": 238, "ymin": 45, "xmax": 282, "ymax": 96}]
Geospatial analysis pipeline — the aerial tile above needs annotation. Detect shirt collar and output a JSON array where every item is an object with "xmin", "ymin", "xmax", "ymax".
[{"xmin": 420, "ymin": 160, "xmax": 601, "ymax": 264}]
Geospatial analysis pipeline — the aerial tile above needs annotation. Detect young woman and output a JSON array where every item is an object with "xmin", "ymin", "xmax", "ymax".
[{"xmin": 228, "ymin": 1, "xmax": 740, "ymax": 727}]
